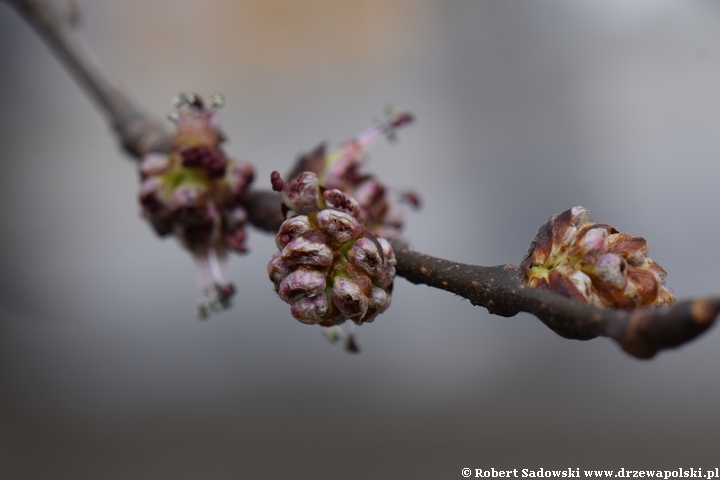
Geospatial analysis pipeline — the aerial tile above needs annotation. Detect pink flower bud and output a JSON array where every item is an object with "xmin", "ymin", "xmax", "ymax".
[
  {"xmin": 226, "ymin": 162, "xmax": 255, "ymax": 200},
  {"xmin": 594, "ymin": 253, "xmax": 627, "ymax": 290},
  {"xmin": 290, "ymin": 294, "xmax": 330, "ymax": 325},
  {"xmin": 578, "ymin": 228, "xmax": 608, "ymax": 256},
  {"xmin": 348, "ymin": 237, "xmax": 383, "ymax": 276},
  {"xmin": 140, "ymin": 153, "xmax": 172, "ymax": 178},
  {"xmin": 267, "ymin": 113, "xmax": 416, "ymax": 328},
  {"xmin": 280, "ymin": 234, "xmax": 334, "ymax": 267},
  {"xmin": 275, "ymin": 215, "xmax": 312, "ymax": 249},
  {"xmin": 316, "ymin": 209, "xmax": 363, "ymax": 243},
  {"xmin": 139, "ymin": 177, "xmax": 169, "ymax": 215},
  {"xmin": 170, "ymin": 186, "xmax": 210, "ymax": 225},
  {"xmin": 377, "ymin": 238, "xmax": 395, "ymax": 265},
  {"xmin": 279, "ymin": 268, "xmax": 327, "ymax": 303},
  {"xmin": 353, "ymin": 179, "xmax": 387, "ymax": 220},
  {"xmin": 332, "ymin": 276, "xmax": 369, "ymax": 321},
  {"xmin": 282, "ymin": 172, "xmax": 320, "ymax": 213},
  {"xmin": 267, "ymin": 253, "xmax": 291, "ymax": 289},
  {"xmin": 323, "ymin": 189, "xmax": 361, "ymax": 217},
  {"xmin": 369, "ymin": 287, "xmax": 390, "ymax": 311}
]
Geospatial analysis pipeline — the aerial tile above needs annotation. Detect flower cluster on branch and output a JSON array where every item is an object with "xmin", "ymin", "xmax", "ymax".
[{"xmin": 9, "ymin": 0, "xmax": 720, "ymax": 358}]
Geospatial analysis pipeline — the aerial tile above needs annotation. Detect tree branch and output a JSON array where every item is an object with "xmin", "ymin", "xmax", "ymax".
[
  {"xmin": 6, "ymin": 0, "xmax": 172, "ymax": 157},
  {"xmin": 10, "ymin": 0, "xmax": 720, "ymax": 358},
  {"xmin": 244, "ymin": 190, "xmax": 284, "ymax": 233},
  {"xmin": 390, "ymin": 239, "xmax": 720, "ymax": 359}
]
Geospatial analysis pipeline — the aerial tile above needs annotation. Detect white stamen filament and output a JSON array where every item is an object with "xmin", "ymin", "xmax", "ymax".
[
  {"xmin": 208, "ymin": 249, "xmax": 227, "ymax": 285},
  {"xmin": 194, "ymin": 254, "xmax": 214, "ymax": 291}
]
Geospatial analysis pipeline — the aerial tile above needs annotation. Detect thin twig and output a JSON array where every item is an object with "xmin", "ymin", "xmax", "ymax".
[{"xmin": 6, "ymin": 0, "xmax": 172, "ymax": 157}]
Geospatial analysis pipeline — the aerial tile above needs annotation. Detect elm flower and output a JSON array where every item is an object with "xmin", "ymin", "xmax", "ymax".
[
  {"xmin": 138, "ymin": 93, "xmax": 254, "ymax": 318},
  {"xmin": 268, "ymin": 171, "xmax": 397, "ymax": 351},
  {"xmin": 267, "ymin": 109, "xmax": 422, "ymax": 350},
  {"xmin": 520, "ymin": 206, "xmax": 675, "ymax": 309}
]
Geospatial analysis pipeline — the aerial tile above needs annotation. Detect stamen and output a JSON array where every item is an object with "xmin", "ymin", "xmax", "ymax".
[
  {"xmin": 321, "ymin": 324, "xmax": 361, "ymax": 353},
  {"xmin": 270, "ymin": 171, "xmax": 284, "ymax": 192},
  {"xmin": 172, "ymin": 93, "xmax": 189, "ymax": 108},
  {"xmin": 207, "ymin": 249, "xmax": 227, "ymax": 285},
  {"xmin": 322, "ymin": 109, "xmax": 415, "ymax": 173},
  {"xmin": 209, "ymin": 93, "xmax": 225, "ymax": 109},
  {"xmin": 194, "ymin": 253, "xmax": 214, "ymax": 290}
]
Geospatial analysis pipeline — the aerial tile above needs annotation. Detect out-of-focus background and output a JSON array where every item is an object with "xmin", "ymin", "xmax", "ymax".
[{"xmin": 2, "ymin": 1, "xmax": 720, "ymax": 478}]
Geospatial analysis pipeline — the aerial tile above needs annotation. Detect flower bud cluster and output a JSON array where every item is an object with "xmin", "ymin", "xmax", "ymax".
[
  {"xmin": 268, "ymin": 171, "xmax": 396, "ymax": 327},
  {"xmin": 520, "ymin": 206, "xmax": 675, "ymax": 309},
  {"xmin": 138, "ymin": 93, "xmax": 255, "ymax": 317}
]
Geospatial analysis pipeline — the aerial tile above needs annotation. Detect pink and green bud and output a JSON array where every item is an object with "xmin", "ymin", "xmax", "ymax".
[{"xmin": 521, "ymin": 206, "xmax": 675, "ymax": 309}]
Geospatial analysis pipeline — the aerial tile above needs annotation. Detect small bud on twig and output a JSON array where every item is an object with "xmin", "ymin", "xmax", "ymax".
[{"xmin": 520, "ymin": 207, "xmax": 674, "ymax": 309}]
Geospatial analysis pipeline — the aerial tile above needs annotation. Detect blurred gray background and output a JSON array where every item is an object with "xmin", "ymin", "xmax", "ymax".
[{"xmin": 2, "ymin": 1, "xmax": 720, "ymax": 478}]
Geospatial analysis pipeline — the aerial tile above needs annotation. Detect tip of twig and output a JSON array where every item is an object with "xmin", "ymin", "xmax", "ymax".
[{"xmin": 619, "ymin": 298, "xmax": 720, "ymax": 359}]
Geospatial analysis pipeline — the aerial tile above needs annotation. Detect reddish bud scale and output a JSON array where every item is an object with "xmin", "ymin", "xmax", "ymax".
[{"xmin": 521, "ymin": 206, "xmax": 675, "ymax": 309}]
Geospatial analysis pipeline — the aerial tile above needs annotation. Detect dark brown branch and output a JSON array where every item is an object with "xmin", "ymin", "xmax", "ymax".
[
  {"xmin": 7, "ymin": 0, "xmax": 172, "ymax": 157},
  {"xmin": 244, "ymin": 190, "xmax": 284, "ymax": 233},
  {"xmin": 390, "ymin": 239, "xmax": 720, "ymax": 359}
]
